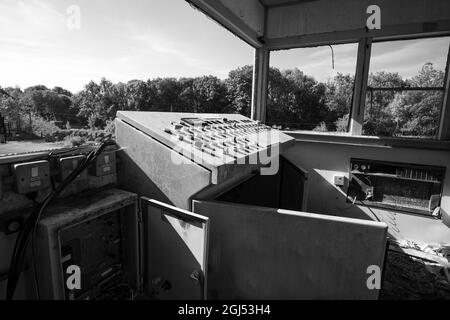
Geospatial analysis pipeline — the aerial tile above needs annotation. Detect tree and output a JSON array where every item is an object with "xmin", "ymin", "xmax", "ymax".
[
  {"xmin": 72, "ymin": 80, "xmax": 106, "ymax": 128},
  {"xmin": 53, "ymin": 86, "xmax": 73, "ymax": 97},
  {"xmin": 387, "ymin": 63, "xmax": 444, "ymax": 137},
  {"xmin": 178, "ymin": 77, "xmax": 196, "ymax": 113},
  {"xmin": 0, "ymin": 87, "xmax": 23, "ymax": 127},
  {"xmin": 266, "ymin": 67, "xmax": 297, "ymax": 127},
  {"xmin": 284, "ymin": 68, "xmax": 328, "ymax": 130},
  {"xmin": 267, "ymin": 67, "xmax": 328, "ymax": 130},
  {"xmin": 364, "ymin": 71, "xmax": 406, "ymax": 136},
  {"xmin": 20, "ymin": 85, "xmax": 74, "ymax": 123},
  {"xmin": 126, "ymin": 80, "xmax": 152, "ymax": 111},
  {"xmin": 3, "ymin": 61, "xmax": 442, "ymax": 138},
  {"xmin": 226, "ymin": 65, "xmax": 253, "ymax": 116},
  {"xmin": 324, "ymin": 73, "xmax": 354, "ymax": 130},
  {"xmin": 191, "ymin": 76, "xmax": 230, "ymax": 113},
  {"xmin": 152, "ymin": 78, "xmax": 184, "ymax": 112}
]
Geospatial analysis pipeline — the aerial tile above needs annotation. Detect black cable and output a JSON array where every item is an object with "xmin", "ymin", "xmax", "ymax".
[
  {"xmin": 7, "ymin": 140, "xmax": 115, "ymax": 300},
  {"xmin": 2, "ymin": 146, "xmax": 88, "ymax": 164},
  {"xmin": 8, "ymin": 141, "xmax": 114, "ymax": 300},
  {"xmin": 328, "ymin": 45, "xmax": 335, "ymax": 70}
]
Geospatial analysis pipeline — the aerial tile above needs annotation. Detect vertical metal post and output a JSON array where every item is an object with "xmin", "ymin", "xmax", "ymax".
[
  {"xmin": 349, "ymin": 38, "xmax": 372, "ymax": 135},
  {"xmin": 437, "ymin": 44, "xmax": 450, "ymax": 140},
  {"xmin": 251, "ymin": 47, "xmax": 270, "ymax": 122},
  {"xmin": 0, "ymin": 114, "xmax": 6, "ymax": 143}
]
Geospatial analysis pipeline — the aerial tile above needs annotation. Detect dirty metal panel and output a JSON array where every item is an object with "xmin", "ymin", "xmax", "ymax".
[
  {"xmin": 115, "ymin": 118, "xmax": 211, "ymax": 210},
  {"xmin": 116, "ymin": 111, "xmax": 294, "ymax": 184},
  {"xmin": 36, "ymin": 188, "xmax": 140, "ymax": 300},
  {"xmin": 141, "ymin": 198, "xmax": 209, "ymax": 300},
  {"xmin": 192, "ymin": 200, "xmax": 388, "ymax": 299}
]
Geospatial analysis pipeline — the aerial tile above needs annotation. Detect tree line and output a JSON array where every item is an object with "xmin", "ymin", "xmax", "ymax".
[{"xmin": 0, "ymin": 62, "xmax": 444, "ymax": 139}]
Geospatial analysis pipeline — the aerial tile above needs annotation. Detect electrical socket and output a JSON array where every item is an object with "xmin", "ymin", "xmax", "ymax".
[
  {"xmin": 13, "ymin": 160, "xmax": 51, "ymax": 194},
  {"xmin": 334, "ymin": 175, "xmax": 345, "ymax": 187}
]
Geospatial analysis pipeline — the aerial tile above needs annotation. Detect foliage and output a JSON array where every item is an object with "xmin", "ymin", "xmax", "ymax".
[
  {"xmin": 364, "ymin": 63, "xmax": 444, "ymax": 137},
  {"xmin": 226, "ymin": 65, "xmax": 253, "ymax": 117},
  {"xmin": 364, "ymin": 72, "xmax": 405, "ymax": 136},
  {"xmin": 267, "ymin": 68, "xmax": 329, "ymax": 130},
  {"xmin": 313, "ymin": 122, "xmax": 328, "ymax": 132},
  {"xmin": 27, "ymin": 114, "xmax": 61, "ymax": 140},
  {"xmin": 64, "ymin": 135, "xmax": 86, "ymax": 147},
  {"xmin": 0, "ymin": 62, "xmax": 445, "ymax": 144},
  {"xmin": 335, "ymin": 114, "xmax": 350, "ymax": 132},
  {"xmin": 20, "ymin": 85, "xmax": 77, "ymax": 123},
  {"xmin": 324, "ymin": 73, "xmax": 354, "ymax": 130}
]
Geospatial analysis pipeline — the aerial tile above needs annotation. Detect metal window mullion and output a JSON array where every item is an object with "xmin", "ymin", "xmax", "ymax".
[
  {"xmin": 251, "ymin": 47, "xmax": 270, "ymax": 122},
  {"xmin": 437, "ymin": 43, "xmax": 450, "ymax": 140},
  {"xmin": 350, "ymin": 38, "xmax": 372, "ymax": 135}
]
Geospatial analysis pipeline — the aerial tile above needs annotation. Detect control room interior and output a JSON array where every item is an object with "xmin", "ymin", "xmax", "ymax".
[{"xmin": 0, "ymin": 0, "xmax": 449, "ymax": 300}]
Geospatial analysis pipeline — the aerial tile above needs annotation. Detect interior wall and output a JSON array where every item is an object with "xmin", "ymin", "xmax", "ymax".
[
  {"xmin": 282, "ymin": 139, "xmax": 450, "ymax": 244},
  {"xmin": 220, "ymin": 0, "xmax": 265, "ymax": 37},
  {"xmin": 267, "ymin": 0, "xmax": 450, "ymax": 39}
]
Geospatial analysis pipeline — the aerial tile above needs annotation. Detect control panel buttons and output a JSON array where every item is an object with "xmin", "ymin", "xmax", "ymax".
[{"xmin": 163, "ymin": 117, "xmax": 277, "ymax": 162}]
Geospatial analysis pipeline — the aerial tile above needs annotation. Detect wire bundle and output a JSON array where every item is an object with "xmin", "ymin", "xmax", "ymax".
[{"xmin": 6, "ymin": 140, "xmax": 115, "ymax": 300}]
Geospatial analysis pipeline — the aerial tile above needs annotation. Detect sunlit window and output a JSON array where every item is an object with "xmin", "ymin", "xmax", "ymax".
[
  {"xmin": 363, "ymin": 36, "xmax": 450, "ymax": 138},
  {"xmin": 268, "ymin": 43, "xmax": 358, "ymax": 132}
]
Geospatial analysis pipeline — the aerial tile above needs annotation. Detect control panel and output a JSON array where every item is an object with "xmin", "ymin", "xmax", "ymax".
[
  {"xmin": 348, "ymin": 158, "xmax": 445, "ymax": 216},
  {"xmin": 164, "ymin": 117, "xmax": 272, "ymax": 160},
  {"xmin": 116, "ymin": 112, "xmax": 294, "ymax": 185}
]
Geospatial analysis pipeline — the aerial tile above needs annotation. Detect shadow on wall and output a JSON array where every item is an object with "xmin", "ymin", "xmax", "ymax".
[
  {"xmin": 282, "ymin": 141, "xmax": 450, "ymax": 244},
  {"xmin": 312, "ymin": 172, "xmax": 402, "ymax": 239},
  {"xmin": 301, "ymin": 169, "xmax": 450, "ymax": 300},
  {"xmin": 116, "ymin": 150, "xmax": 173, "ymax": 206},
  {"xmin": 307, "ymin": 167, "xmax": 450, "ymax": 243}
]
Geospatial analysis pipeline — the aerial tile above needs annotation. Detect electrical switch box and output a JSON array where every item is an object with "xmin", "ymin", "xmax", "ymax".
[
  {"xmin": 35, "ymin": 188, "xmax": 139, "ymax": 300},
  {"xmin": 13, "ymin": 160, "xmax": 51, "ymax": 194},
  {"xmin": 348, "ymin": 158, "xmax": 445, "ymax": 216},
  {"xmin": 58, "ymin": 155, "xmax": 88, "ymax": 182},
  {"xmin": 91, "ymin": 152, "xmax": 116, "ymax": 177}
]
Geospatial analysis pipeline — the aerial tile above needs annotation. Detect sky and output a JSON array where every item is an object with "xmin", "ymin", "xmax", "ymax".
[
  {"xmin": 271, "ymin": 36, "xmax": 450, "ymax": 83},
  {"xmin": 0, "ymin": 0, "xmax": 449, "ymax": 93},
  {"xmin": 0, "ymin": 0, "xmax": 254, "ymax": 92}
]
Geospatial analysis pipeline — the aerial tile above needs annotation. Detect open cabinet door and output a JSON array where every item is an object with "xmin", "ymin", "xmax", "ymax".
[
  {"xmin": 141, "ymin": 198, "xmax": 209, "ymax": 300},
  {"xmin": 192, "ymin": 200, "xmax": 388, "ymax": 300}
]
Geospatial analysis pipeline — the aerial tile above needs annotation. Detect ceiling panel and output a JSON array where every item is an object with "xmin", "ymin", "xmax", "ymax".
[{"xmin": 259, "ymin": 0, "xmax": 318, "ymax": 8}]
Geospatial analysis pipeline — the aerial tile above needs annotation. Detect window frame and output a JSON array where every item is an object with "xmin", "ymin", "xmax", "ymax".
[
  {"xmin": 266, "ymin": 40, "xmax": 360, "ymax": 133},
  {"xmin": 360, "ymin": 35, "xmax": 450, "ymax": 139},
  {"xmin": 265, "ymin": 34, "xmax": 450, "ymax": 142}
]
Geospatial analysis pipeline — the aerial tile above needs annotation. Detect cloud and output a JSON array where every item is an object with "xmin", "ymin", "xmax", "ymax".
[
  {"xmin": 128, "ymin": 33, "xmax": 226, "ymax": 76},
  {"xmin": 0, "ymin": 0, "xmax": 66, "ymax": 47},
  {"xmin": 271, "ymin": 43, "xmax": 358, "ymax": 81},
  {"xmin": 370, "ymin": 37, "xmax": 449, "ymax": 78},
  {"xmin": 0, "ymin": 0, "xmax": 253, "ymax": 91},
  {"xmin": 271, "ymin": 37, "xmax": 449, "ymax": 82}
]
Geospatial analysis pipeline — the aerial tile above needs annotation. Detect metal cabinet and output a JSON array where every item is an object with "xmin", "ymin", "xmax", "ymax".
[
  {"xmin": 140, "ymin": 198, "xmax": 209, "ymax": 300},
  {"xmin": 192, "ymin": 200, "xmax": 388, "ymax": 300}
]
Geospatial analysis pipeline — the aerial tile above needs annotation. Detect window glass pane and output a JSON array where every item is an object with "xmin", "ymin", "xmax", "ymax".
[
  {"xmin": 268, "ymin": 43, "xmax": 358, "ymax": 132},
  {"xmin": 363, "ymin": 37, "xmax": 450, "ymax": 138}
]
